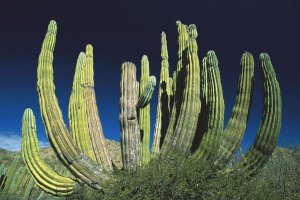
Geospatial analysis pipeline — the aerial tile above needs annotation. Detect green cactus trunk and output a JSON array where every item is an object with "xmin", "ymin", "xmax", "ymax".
[
  {"xmin": 120, "ymin": 62, "xmax": 141, "ymax": 171},
  {"xmin": 215, "ymin": 52, "xmax": 254, "ymax": 166},
  {"xmin": 237, "ymin": 53, "xmax": 282, "ymax": 177},
  {"xmin": 139, "ymin": 55, "xmax": 151, "ymax": 165},
  {"xmin": 194, "ymin": 51, "xmax": 224, "ymax": 160},
  {"xmin": 152, "ymin": 32, "xmax": 171, "ymax": 156},
  {"xmin": 36, "ymin": 20, "xmax": 108, "ymax": 188},
  {"xmin": 161, "ymin": 21, "xmax": 190, "ymax": 155}
]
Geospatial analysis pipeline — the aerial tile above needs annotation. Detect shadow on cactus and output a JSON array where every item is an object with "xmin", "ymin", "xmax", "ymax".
[{"xmin": 20, "ymin": 20, "xmax": 282, "ymax": 197}]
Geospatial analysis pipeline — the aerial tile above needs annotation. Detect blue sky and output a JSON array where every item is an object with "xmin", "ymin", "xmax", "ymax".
[{"xmin": 0, "ymin": 0, "xmax": 299, "ymax": 152}]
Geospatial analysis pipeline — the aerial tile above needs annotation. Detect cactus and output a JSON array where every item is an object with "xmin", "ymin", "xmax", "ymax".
[
  {"xmin": 0, "ymin": 165, "xmax": 7, "ymax": 189},
  {"xmin": 120, "ymin": 62, "xmax": 141, "ymax": 171},
  {"xmin": 214, "ymin": 52, "xmax": 254, "ymax": 166},
  {"xmin": 152, "ymin": 32, "xmax": 172, "ymax": 156},
  {"xmin": 22, "ymin": 177, "xmax": 34, "ymax": 200},
  {"xmin": 36, "ymin": 20, "xmax": 109, "ymax": 188},
  {"xmin": 69, "ymin": 46, "xmax": 113, "ymax": 172},
  {"xmin": 236, "ymin": 53, "xmax": 282, "ymax": 176},
  {"xmin": 7, "ymin": 166, "xmax": 23, "ymax": 194},
  {"xmin": 138, "ymin": 55, "xmax": 151, "ymax": 165},
  {"xmin": 162, "ymin": 24, "xmax": 201, "ymax": 157},
  {"xmin": 21, "ymin": 108, "xmax": 75, "ymax": 196},
  {"xmin": 20, "ymin": 19, "xmax": 282, "ymax": 196},
  {"xmin": 193, "ymin": 50, "xmax": 225, "ymax": 160},
  {"xmin": 137, "ymin": 76, "xmax": 156, "ymax": 109},
  {"xmin": 0, "ymin": 155, "xmax": 19, "ymax": 197}
]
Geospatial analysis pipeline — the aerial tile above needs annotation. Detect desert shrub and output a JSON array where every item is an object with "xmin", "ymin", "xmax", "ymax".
[{"xmin": 68, "ymin": 147, "xmax": 300, "ymax": 200}]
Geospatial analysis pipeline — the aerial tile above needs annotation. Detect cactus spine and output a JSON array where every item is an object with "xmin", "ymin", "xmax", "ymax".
[
  {"xmin": 120, "ymin": 62, "xmax": 141, "ymax": 171},
  {"xmin": 139, "ymin": 55, "xmax": 151, "ymax": 165},
  {"xmin": 21, "ymin": 108, "xmax": 75, "ymax": 196},
  {"xmin": 152, "ymin": 32, "xmax": 171, "ymax": 156},
  {"xmin": 36, "ymin": 20, "xmax": 109, "ymax": 188}
]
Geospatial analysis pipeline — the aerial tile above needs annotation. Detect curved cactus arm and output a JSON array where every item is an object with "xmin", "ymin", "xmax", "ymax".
[
  {"xmin": 194, "ymin": 50, "xmax": 225, "ymax": 160},
  {"xmin": 236, "ymin": 53, "xmax": 282, "ymax": 177},
  {"xmin": 215, "ymin": 52, "xmax": 254, "ymax": 166},
  {"xmin": 161, "ymin": 21, "xmax": 190, "ymax": 155},
  {"xmin": 36, "ymin": 20, "xmax": 109, "ymax": 188},
  {"xmin": 0, "ymin": 155, "xmax": 19, "ymax": 197},
  {"xmin": 120, "ymin": 62, "xmax": 141, "ymax": 171},
  {"xmin": 137, "ymin": 76, "xmax": 156, "ymax": 108},
  {"xmin": 152, "ymin": 32, "xmax": 171, "ymax": 156},
  {"xmin": 69, "ymin": 52, "xmax": 96, "ymax": 161},
  {"xmin": 69, "ymin": 45, "xmax": 113, "ymax": 172},
  {"xmin": 139, "ymin": 55, "xmax": 151, "ymax": 165},
  {"xmin": 82, "ymin": 45, "xmax": 113, "ymax": 171},
  {"xmin": 21, "ymin": 108, "xmax": 75, "ymax": 196},
  {"xmin": 168, "ymin": 24, "xmax": 201, "ymax": 155}
]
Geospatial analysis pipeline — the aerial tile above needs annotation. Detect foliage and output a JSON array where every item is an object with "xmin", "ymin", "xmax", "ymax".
[{"xmin": 69, "ymin": 147, "xmax": 300, "ymax": 200}]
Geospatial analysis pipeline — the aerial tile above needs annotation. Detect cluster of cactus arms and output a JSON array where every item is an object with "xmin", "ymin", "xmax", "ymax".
[
  {"xmin": 0, "ymin": 156, "xmax": 35, "ymax": 199},
  {"xmin": 20, "ymin": 19, "xmax": 282, "ymax": 196}
]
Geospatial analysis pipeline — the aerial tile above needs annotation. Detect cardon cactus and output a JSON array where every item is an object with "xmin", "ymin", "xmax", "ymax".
[{"xmin": 21, "ymin": 19, "xmax": 282, "ymax": 196}]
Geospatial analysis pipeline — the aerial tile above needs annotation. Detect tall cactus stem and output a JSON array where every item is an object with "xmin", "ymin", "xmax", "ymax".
[
  {"xmin": 152, "ymin": 32, "xmax": 171, "ymax": 156},
  {"xmin": 36, "ymin": 20, "xmax": 109, "ymax": 188},
  {"xmin": 120, "ymin": 62, "xmax": 141, "ymax": 171},
  {"xmin": 215, "ymin": 52, "xmax": 254, "ymax": 166},
  {"xmin": 139, "ymin": 55, "xmax": 151, "ymax": 165},
  {"xmin": 237, "ymin": 53, "xmax": 282, "ymax": 176},
  {"xmin": 194, "ymin": 50, "xmax": 224, "ymax": 160}
]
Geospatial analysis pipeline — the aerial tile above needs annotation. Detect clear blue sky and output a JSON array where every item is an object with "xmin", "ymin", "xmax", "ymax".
[{"xmin": 0, "ymin": 0, "xmax": 299, "ymax": 151}]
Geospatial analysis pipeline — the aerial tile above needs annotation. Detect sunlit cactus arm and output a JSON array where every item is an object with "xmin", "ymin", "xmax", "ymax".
[
  {"xmin": 194, "ymin": 50, "xmax": 225, "ymax": 160},
  {"xmin": 152, "ymin": 32, "xmax": 171, "ymax": 156},
  {"xmin": 138, "ymin": 55, "xmax": 151, "ymax": 165},
  {"xmin": 21, "ymin": 108, "xmax": 75, "ymax": 196},
  {"xmin": 120, "ymin": 62, "xmax": 141, "ymax": 171},
  {"xmin": 82, "ymin": 45, "xmax": 113, "ymax": 172},
  {"xmin": 0, "ymin": 155, "xmax": 19, "ymax": 197},
  {"xmin": 22, "ymin": 177, "xmax": 34, "ymax": 200},
  {"xmin": 36, "ymin": 20, "xmax": 109, "ymax": 188},
  {"xmin": 237, "ymin": 53, "xmax": 282, "ymax": 177},
  {"xmin": 69, "ymin": 52, "xmax": 96, "ymax": 162},
  {"xmin": 161, "ymin": 21, "xmax": 190, "ymax": 155},
  {"xmin": 215, "ymin": 52, "xmax": 254, "ymax": 166},
  {"xmin": 167, "ymin": 24, "xmax": 201, "ymax": 155}
]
